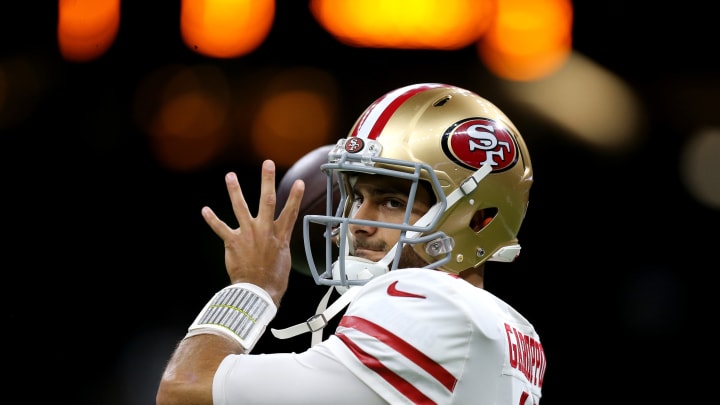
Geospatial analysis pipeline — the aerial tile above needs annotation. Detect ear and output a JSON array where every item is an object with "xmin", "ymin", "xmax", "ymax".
[{"xmin": 470, "ymin": 208, "xmax": 496, "ymax": 232}]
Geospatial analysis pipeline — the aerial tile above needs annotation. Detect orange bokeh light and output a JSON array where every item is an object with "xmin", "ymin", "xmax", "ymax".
[
  {"xmin": 310, "ymin": 0, "xmax": 496, "ymax": 50},
  {"xmin": 181, "ymin": 0, "xmax": 275, "ymax": 58},
  {"xmin": 478, "ymin": 0, "xmax": 573, "ymax": 81},
  {"xmin": 251, "ymin": 90, "xmax": 333, "ymax": 167},
  {"xmin": 57, "ymin": 0, "xmax": 120, "ymax": 62}
]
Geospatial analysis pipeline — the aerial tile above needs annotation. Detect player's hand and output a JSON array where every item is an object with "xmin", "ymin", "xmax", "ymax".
[{"xmin": 201, "ymin": 160, "xmax": 305, "ymax": 306}]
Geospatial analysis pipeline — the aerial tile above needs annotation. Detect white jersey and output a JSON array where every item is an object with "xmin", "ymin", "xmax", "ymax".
[{"xmin": 213, "ymin": 268, "xmax": 546, "ymax": 404}]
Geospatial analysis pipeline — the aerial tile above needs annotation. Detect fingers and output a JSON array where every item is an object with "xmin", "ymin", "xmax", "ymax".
[
  {"xmin": 203, "ymin": 163, "xmax": 304, "ymax": 240},
  {"xmin": 200, "ymin": 172, "xmax": 249, "ymax": 239},
  {"xmin": 276, "ymin": 179, "xmax": 305, "ymax": 236},
  {"xmin": 256, "ymin": 160, "xmax": 304, "ymax": 239},
  {"xmin": 225, "ymin": 172, "xmax": 252, "ymax": 227},
  {"xmin": 201, "ymin": 206, "xmax": 230, "ymax": 239},
  {"xmin": 256, "ymin": 160, "xmax": 278, "ymax": 223}
]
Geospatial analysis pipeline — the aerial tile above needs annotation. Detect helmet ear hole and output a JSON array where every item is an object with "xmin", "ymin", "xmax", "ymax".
[{"xmin": 470, "ymin": 208, "xmax": 497, "ymax": 232}]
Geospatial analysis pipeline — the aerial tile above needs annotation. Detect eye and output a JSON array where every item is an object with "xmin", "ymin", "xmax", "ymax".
[{"xmin": 383, "ymin": 198, "xmax": 405, "ymax": 209}]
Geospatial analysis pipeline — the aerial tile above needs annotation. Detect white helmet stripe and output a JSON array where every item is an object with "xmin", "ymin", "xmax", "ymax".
[{"xmin": 351, "ymin": 83, "xmax": 448, "ymax": 140}]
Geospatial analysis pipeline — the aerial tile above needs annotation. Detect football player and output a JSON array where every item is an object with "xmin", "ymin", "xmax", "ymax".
[{"xmin": 157, "ymin": 83, "xmax": 545, "ymax": 405}]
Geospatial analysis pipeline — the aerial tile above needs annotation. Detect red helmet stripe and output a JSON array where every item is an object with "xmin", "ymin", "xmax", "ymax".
[{"xmin": 351, "ymin": 83, "xmax": 448, "ymax": 140}]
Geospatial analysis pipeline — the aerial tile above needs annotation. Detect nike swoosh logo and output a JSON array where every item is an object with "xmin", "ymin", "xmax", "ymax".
[{"xmin": 386, "ymin": 281, "xmax": 426, "ymax": 299}]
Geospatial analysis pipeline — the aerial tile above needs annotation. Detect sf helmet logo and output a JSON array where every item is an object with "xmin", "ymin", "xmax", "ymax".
[
  {"xmin": 345, "ymin": 137, "xmax": 365, "ymax": 153},
  {"xmin": 441, "ymin": 118, "xmax": 518, "ymax": 172}
]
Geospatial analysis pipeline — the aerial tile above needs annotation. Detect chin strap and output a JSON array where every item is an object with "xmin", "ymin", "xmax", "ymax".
[
  {"xmin": 446, "ymin": 164, "xmax": 492, "ymax": 207},
  {"xmin": 271, "ymin": 285, "xmax": 360, "ymax": 347}
]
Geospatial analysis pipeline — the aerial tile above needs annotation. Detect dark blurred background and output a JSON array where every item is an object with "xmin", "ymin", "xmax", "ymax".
[{"xmin": 2, "ymin": 1, "xmax": 718, "ymax": 404}]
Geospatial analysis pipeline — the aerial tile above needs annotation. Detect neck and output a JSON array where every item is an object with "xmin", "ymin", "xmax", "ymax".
[{"xmin": 459, "ymin": 266, "xmax": 484, "ymax": 288}]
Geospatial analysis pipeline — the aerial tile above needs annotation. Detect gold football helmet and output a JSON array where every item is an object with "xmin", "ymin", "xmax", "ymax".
[{"xmin": 304, "ymin": 83, "xmax": 533, "ymax": 292}]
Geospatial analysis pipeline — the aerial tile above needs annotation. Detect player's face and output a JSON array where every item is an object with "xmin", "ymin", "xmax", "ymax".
[{"xmin": 348, "ymin": 174, "xmax": 433, "ymax": 264}]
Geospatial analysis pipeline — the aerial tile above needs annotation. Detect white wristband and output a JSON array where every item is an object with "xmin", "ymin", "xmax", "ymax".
[{"xmin": 186, "ymin": 283, "xmax": 277, "ymax": 353}]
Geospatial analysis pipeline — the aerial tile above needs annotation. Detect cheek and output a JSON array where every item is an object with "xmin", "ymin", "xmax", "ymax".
[{"xmin": 409, "ymin": 211, "xmax": 427, "ymax": 226}]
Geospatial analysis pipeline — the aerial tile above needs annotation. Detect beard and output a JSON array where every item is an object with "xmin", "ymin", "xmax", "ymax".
[{"xmin": 351, "ymin": 239, "xmax": 430, "ymax": 269}]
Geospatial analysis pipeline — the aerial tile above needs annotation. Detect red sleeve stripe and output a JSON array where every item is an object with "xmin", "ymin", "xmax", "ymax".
[
  {"xmin": 350, "ymin": 83, "xmax": 447, "ymax": 140},
  {"xmin": 336, "ymin": 333, "xmax": 436, "ymax": 405},
  {"xmin": 339, "ymin": 315, "xmax": 457, "ymax": 392}
]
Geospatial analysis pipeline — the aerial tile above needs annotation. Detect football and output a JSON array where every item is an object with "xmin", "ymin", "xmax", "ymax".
[{"xmin": 275, "ymin": 144, "xmax": 340, "ymax": 277}]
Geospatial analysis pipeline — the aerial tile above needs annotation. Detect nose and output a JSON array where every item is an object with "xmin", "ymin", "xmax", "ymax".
[{"xmin": 348, "ymin": 200, "xmax": 378, "ymax": 236}]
